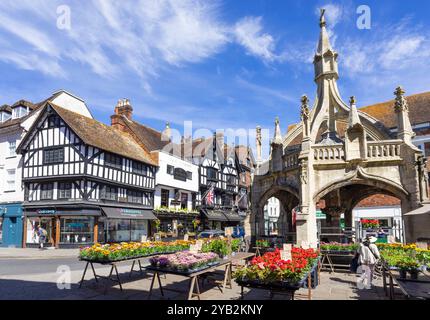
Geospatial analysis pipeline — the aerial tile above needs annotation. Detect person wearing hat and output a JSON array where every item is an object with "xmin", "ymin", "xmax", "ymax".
[{"xmin": 357, "ymin": 236, "xmax": 380, "ymax": 287}]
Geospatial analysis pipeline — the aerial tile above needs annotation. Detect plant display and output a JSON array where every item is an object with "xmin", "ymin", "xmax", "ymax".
[
  {"xmin": 320, "ymin": 242, "xmax": 359, "ymax": 252},
  {"xmin": 233, "ymin": 248, "xmax": 319, "ymax": 285},
  {"xmin": 149, "ymin": 252, "xmax": 219, "ymax": 272},
  {"xmin": 201, "ymin": 238, "xmax": 241, "ymax": 257},
  {"xmin": 154, "ymin": 206, "xmax": 199, "ymax": 215},
  {"xmin": 361, "ymin": 219, "xmax": 379, "ymax": 229},
  {"xmin": 79, "ymin": 240, "xmax": 194, "ymax": 262},
  {"xmin": 378, "ymin": 243, "xmax": 430, "ymax": 270},
  {"xmin": 256, "ymin": 239, "xmax": 270, "ymax": 248}
]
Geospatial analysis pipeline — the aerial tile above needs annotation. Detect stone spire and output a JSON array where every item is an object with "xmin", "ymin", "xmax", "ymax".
[
  {"xmin": 394, "ymin": 86, "xmax": 414, "ymax": 144},
  {"xmin": 161, "ymin": 122, "xmax": 171, "ymax": 142},
  {"xmin": 256, "ymin": 126, "xmax": 262, "ymax": 165},
  {"xmin": 272, "ymin": 117, "xmax": 283, "ymax": 145},
  {"xmin": 301, "ymin": 95, "xmax": 311, "ymax": 139},
  {"xmin": 313, "ymin": 8, "xmax": 339, "ymax": 82},
  {"xmin": 348, "ymin": 96, "xmax": 362, "ymax": 129}
]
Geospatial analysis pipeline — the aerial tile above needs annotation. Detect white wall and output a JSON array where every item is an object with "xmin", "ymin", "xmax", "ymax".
[{"xmin": 154, "ymin": 151, "xmax": 199, "ymax": 210}]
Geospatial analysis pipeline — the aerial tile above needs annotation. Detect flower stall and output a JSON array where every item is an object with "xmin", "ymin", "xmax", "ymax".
[
  {"xmin": 78, "ymin": 240, "xmax": 195, "ymax": 291},
  {"xmin": 378, "ymin": 243, "xmax": 430, "ymax": 279},
  {"xmin": 233, "ymin": 248, "xmax": 319, "ymax": 300},
  {"xmin": 79, "ymin": 240, "xmax": 194, "ymax": 263},
  {"xmin": 320, "ymin": 242, "xmax": 359, "ymax": 272},
  {"xmin": 149, "ymin": 252, "xmax": 219, "ymax": 274},
  {"xmin": 377, "ymin": 243, "xmax": 430, "ymax": 300}
]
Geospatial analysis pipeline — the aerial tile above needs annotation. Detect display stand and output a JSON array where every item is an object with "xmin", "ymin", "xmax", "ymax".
[{"xmin": 146, "ymin": 252, "xmax": 254, "ymax": 300}]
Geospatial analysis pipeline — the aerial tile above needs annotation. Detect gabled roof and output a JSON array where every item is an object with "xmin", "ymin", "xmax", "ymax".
[
  {"xmin": 235, "ymin": 145, "xmax": 256, "ymax": 169},
  {"xmin": 360, "ymin": 91, "xmax": 430, "ymax": 129},
  {"xmin": 19, "ymin": 102, "xmax": 156, "ymax": 166}
]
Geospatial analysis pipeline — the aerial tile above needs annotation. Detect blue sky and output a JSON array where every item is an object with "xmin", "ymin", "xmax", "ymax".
[{"xmin": 1, "ymin": 0, "xmax": 430, "ymax": 157}]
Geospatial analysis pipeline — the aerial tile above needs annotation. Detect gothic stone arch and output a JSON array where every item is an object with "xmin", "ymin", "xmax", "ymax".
[{"xmin": 249, "ymin": 12, "xmax": 429, "ymax": 246}]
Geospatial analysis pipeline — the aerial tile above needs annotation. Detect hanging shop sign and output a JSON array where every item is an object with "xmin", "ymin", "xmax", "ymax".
[{"xmin": 316, "ymin": 209, "xmax": 326, "ymax": 220}]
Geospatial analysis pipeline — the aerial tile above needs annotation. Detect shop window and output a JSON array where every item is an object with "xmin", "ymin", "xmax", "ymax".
[
  {"xmin": 101, "ymin": 185, "xmax": 117, "ymax": 201},
  {"xmin": 40, "ymin": 183, "xmax": 54, "ymax": 200},
  {"xmin": 181, "ymin": 193, "xmax": 188, "ymax": 210},
  {"xmin": 43, "ymin": 148, "xmax": 64, "ymax": 164},
  {"xmin": 58, "ymin": 182, "xmax": 72, "ymax": 199},
  {"xmin": 104, "ymin": 152, "xmax": 122, "ymax": 169},
  {"xmin": 131, "ymin": 220, "xmax": 148, "ymax": 241},
  {"xmin": 26, "ymin": 218, "xmax": 53, "ymax": 244},
  {"xmin": 161, "ymin": 189, "xmax": 169, "ymax": 207},
  {"xmin": 127, "ymin": 189, "xmax": 143, "ymax": 204},
  {"xmin": 132, "ymin": 161, "xmax": 147, "ymax": 175},
  {"xmin": 60, "ymin": 217, "xmax": 94, "ymax": 244},
  {"xmin": 106, "ymin": 219, "xmax": 131, "ymax": 242}
]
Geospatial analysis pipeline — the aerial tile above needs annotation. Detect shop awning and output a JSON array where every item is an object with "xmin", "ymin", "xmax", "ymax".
[
  {"xmin": 101, "ymin": 207, "xmax": 157, "ymax": 220},
  {"xmin": 223, "ymin": 210, "xmax": 244, "ymax": 222},
  {"xmin": 24, "ymin": 208, "xmax": 101, "ymax": 217},
  {"xmin": 201, "ymin": 209, "xmax": 229, "ymax": 222},
  {"xmin": 403, "ymin": 204, "xmax": 430, "ymax": 216}
]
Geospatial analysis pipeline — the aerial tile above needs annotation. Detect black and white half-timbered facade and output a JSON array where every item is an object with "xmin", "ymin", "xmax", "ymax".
[
  {"xmin": 17, "ymin": 102, "xmax": 157, "ymax": 248},
  {"xmin": 194, "ymin": 133, "xmax": 242, "ymax": 230}
]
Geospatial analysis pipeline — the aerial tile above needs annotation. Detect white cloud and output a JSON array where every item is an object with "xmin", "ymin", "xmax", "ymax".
[
  {"xmin": 233, "ymin": 16, "xmax": 276, "ymax": 62},
  {"xmin": 0, "ymin": 0, "xmax": 279, "ymax": 84}
]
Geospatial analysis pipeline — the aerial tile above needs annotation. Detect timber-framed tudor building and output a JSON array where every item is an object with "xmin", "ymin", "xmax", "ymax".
[{"xmin": 17, "ymin": 102, "xmax": 157, "ymax": 247}]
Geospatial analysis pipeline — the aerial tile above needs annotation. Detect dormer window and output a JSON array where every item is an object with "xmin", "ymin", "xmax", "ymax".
[
  {"xmin": 12, "ymin": 106, "xmax": 28, "ymax": 119},
  {"xmin": 0, "ymin": 111, "xmax": 11, "ymax": 123}
]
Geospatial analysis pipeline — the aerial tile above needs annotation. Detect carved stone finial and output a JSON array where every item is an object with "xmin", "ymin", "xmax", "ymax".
[
  {"xmin": 320, "ymin": 8, "xmax": 326, "ymax": 28},
  {"xmin": 275, "ymin": 116, "xmax": 279, "ymax": 125},
  {"xmin": 394, "ymin": 86, "xmax": 408, "ymax": 112},
  {"xmin": 349, "ymin": 96, "xmax": 356, "ymax": 106},
  {"xmin": 300, "ymin": 95, "xmax": 310, "ymax": 120}
]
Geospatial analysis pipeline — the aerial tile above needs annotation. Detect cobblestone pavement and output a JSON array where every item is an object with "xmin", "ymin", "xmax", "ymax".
[{"xmin": 0, "ymin": 256, "xmax": 391, "ymax": 300}]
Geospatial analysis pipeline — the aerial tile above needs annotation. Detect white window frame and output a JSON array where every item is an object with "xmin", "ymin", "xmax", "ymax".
[
  {"xmin": 6, "ymin": 169, "xmax": 16, "ymax": 191},
  {"xmin": 8, "ymin": 140, "xmax": 16, "ymax": 157}
]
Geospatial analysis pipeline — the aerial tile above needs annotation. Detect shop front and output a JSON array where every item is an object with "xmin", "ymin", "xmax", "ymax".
[
  {"xmin": 201, "ymin": 209, "xmax": 229, "ymax": 230},
  {"xmin": 0, "ymin": 203, "xmax": 23, "ymax": 248},
  {"xmin": 0, "ymin": 203, "xmax": 24, "ymax": 247},
  {"xmin": 23, "ymin": 207, "xmax": 100, "ymax": 248},
  {"xmin": 100, "ymin": 206, "xmax": 157, "ymax": 243},
  {"xmin": 223, "ymin": 210, "xmax": 244, "ymax": 227}
]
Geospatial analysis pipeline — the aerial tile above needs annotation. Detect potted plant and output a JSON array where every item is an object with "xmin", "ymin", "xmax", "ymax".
[{"xmin": 361, "ymin": 219, "xmax": 379, "ymax": 231}]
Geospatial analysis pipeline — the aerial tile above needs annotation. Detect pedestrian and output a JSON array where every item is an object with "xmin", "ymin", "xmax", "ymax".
[
  {"xmin": 357, "ymin": 236, "xmax": 380, "ymax": 288},
  {"xmin": 37, "ymin": 226, "xmax": 47, "ymax": 249}
]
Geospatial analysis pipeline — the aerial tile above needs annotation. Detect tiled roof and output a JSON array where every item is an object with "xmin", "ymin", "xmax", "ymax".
[
  {"xmin": 124, "ymin": 120, "xmax": 170, "ymax": 152},
  {"xmin": 360, "ymin": 91, "xmax": 430, "ymax": 129},
  {"xmin": 49, "ymin": 103, "xmax": 156, "ymax": 165},
  {"xmin": 0, "ymin": 104, "xmax": 12, "ymax": 113},
  {"xmin": 11, "ymin": 99, "xmax": 36, "ymax": 110}
]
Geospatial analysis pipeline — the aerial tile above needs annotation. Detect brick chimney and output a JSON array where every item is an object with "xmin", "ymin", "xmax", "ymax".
[{"xmin": 111, "ymin": 98, "xmax": 133, "ymax": 131}]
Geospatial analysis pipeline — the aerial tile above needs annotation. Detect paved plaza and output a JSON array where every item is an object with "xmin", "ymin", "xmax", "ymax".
[{"xmin": 0, "ymin": 249, "xmax": 391, "ymax": 300}]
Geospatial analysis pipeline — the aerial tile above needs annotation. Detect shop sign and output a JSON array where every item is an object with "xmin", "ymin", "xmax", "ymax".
[
  {"xmin": 173, "ymin": 168, "xmax": 187, "ymax": 181},
  {"xmin": 120, "ymin": 208, "xmax": 143, "ymax": 216},
  {"xmin": 316, "ymin": 209, "xmax": 326, "ymax": 220},
  {"xmin": 37, "ymin": 209, "xmax": 56, "ymax": 215}
]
